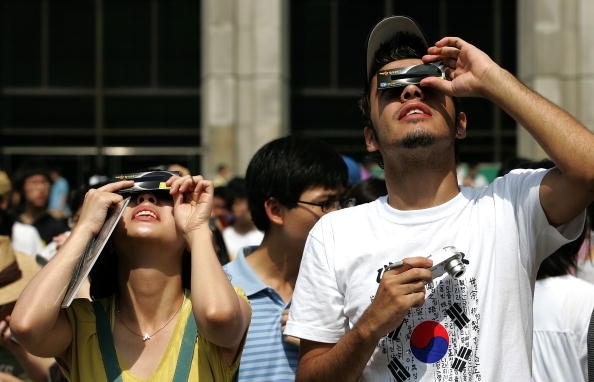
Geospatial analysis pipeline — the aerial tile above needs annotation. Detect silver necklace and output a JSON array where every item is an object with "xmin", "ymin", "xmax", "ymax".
[{"xmin": 116, "ymin": 295, "xmax": 185, "ymax": 342}]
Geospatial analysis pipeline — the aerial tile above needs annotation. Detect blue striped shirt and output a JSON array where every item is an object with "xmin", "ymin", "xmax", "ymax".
[{"xmin": 223, "ymin": 246, "xmax": 298, "ymax": 381}]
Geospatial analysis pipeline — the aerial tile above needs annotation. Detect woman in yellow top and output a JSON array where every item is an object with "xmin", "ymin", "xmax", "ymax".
[{"xmin": 10, "ymin": 173, "xmax": 251, "ymax": 381}]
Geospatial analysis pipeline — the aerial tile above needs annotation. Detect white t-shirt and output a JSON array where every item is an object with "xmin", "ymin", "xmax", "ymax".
[
  {"xmin": 222, "ymin": 226, "xmax": 264, "ymax": 261},
  {"xmin": 285, "ymin": 169, "xmax": 584, "ymax": 381},
  {"xmin": 11, "ymin": 221, "xmax": 43, "ymax": 256},
  {"xmin": 532, "ymin": 275, "xmax": 594, "ymax": 382}
]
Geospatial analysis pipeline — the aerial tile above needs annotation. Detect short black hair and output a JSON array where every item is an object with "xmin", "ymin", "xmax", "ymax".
[
  {"xmin": 12, "ymin": 161, "xmax": 51, "ymax": 193},
  {"xmin": 246, "ymin": 135, "xmax": 348, "ymax": 232}
]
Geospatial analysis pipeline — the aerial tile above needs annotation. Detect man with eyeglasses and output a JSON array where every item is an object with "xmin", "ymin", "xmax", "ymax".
[
  {"xmin": 223, "ymin": 135, "xmax": 348, "ymax": 381},
  {"xmin": 284, "ymin": 16, "xmax": 594, "ymax": 381}
]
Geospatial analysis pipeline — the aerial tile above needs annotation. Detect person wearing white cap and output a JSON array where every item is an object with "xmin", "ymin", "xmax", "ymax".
[{"xmin": 284, "ymin": 15, "xmax": 594, "ymax": 381}]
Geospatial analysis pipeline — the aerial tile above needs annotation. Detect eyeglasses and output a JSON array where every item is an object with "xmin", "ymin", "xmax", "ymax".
[
  {"xmin": 376, "ymin": 61, "xmax": 445, "ymax": 90},
  {"xmin": 297, "ymin": 198, "xmax": 356, "ymax": 213}
]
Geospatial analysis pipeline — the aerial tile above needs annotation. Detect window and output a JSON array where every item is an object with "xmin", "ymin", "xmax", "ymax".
[
  {"xmin": 290, "ymin": 0, "xmax": 517, "ymax": 164},
  {"xmin": 0, "ymin": 0, "xmax": 201, "ymax": 183}
]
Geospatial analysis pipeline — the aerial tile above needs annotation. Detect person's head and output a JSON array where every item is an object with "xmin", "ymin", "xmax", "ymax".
[
  {"xmin": 217, "ymin": 164, "xmax": 230, "ymax": 176},
  {"xmin": 360, "ymin": 16, "xmax": 465, "ymax": 167},
  {"xmin": 89, "ymin": 172, "xmax": 190, "ymax": 298},
  {"xmin": 48, "ymin": 166, "xmax": 63, "ymax": 182},
  {"xmin": 167, "ymin": 163, "xmax": 190, "ymax": 177},
  {"xmin": 346, "ymin": 178, "xmax": 388, "ymax": 205},
  {"xmin": 212, "ymin": 186, "xmax": 232, "ymax": 229},
  {"xmin": 246, "ymin": 135, "xmax": 349, "ymax": 235},
  {"xmin": 13, "ymin": 163, "xmax": 52, "ymax": 211},
  {"xmin": 226, "ymin": 177, "xmax": 254, "ymax": 230}
]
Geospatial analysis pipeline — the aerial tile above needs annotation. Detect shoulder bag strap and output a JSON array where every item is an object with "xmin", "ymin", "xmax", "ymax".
[
  {"xmin": 92, "ymin": 300, "xmax": 124, "ymax": 382},
  {"xmin": 172, "ymin": 311, "xmax": 198, "ymax": 382}
]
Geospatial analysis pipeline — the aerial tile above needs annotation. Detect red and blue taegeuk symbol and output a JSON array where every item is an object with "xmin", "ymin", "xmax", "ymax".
[{"xmin": 410, "ymin": 321, "xmax": 449, "ymax": 363}]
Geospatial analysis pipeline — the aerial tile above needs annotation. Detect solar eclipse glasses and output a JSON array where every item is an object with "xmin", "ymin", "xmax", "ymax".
[
  {"xmin": 377, "ymin": 61, "xmax": 445, "ymax": 90},
  {"xmin": 115, "ymin": 170, "xmax": 179, "ymax": 195}
]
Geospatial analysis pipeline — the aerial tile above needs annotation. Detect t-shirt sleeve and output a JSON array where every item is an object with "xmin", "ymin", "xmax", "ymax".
[
  {"xmin": 499, "ymin": 168, "xmax": 585, "ymax": 266},
  {"xmin": 285, "ymin": 220, "xmax": 346, "ymax": 343}
]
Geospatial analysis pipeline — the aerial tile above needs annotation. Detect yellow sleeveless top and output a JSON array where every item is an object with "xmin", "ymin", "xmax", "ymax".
[{"xmin": 63, "ymin": 288, "xmax": 246, "ymax": 382}]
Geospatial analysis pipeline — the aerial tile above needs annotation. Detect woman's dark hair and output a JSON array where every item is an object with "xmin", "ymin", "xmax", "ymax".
[
  {"xmin": 246, "ymin": 135, "xmax": 348, "ymax": 232},
  {"xmin": 210, "ymin": 217, "xmax": 230, "ymax": 265}
]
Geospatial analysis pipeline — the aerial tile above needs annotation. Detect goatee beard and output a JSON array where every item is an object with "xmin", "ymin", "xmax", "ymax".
[{"xmin": 400, "ymin": 131, "xmax": 436, "ymax": 148}]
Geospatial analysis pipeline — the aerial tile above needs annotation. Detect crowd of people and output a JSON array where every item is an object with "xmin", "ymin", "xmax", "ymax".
[{"xmin": 0, "ymin": 14, "xmax": 593, "ymax": 382}]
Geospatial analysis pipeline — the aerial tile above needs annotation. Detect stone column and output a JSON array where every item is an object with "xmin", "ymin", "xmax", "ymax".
[
  {"xmin": 201, "ymin": 0, "xmax": 288, "ymax": 179},
  {"xmin": 517, "ymin": 0, "xmax": 593, "ymax": 160}
]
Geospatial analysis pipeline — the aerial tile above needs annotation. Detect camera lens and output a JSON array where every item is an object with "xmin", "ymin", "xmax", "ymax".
[{"xmin": 444, "ymin": 258, "xmax": 466, "ymax": 279}]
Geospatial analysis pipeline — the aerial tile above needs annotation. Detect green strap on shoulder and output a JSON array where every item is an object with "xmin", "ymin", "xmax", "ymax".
[
  {"xmin": 175, "ymin": 311, "xmax": 197, "ymax": 381},
  {"xmin": 92, "ymin": 300, "xmax": 198, "ymax": 382},
  {"xmin": 93, "ymin": 301, "xmax": 123, "ymax": 382}
]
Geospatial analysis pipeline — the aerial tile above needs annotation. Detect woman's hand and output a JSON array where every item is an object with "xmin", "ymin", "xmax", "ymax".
[
  {"xmin": 73, "ymin": 180, "xmax": 133, "ymax": 237},
  {"xmin": 167, "ymin": 175, "xmax": 214, "ymax": 236}
]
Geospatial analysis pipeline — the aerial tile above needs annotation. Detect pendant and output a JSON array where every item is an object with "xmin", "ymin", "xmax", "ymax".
[{"xmin": 142, "ymin": 333, "xmax": 151, "ymax": 341}]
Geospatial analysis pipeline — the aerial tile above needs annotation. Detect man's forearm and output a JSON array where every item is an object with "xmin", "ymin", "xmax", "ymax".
[
  {"xmin": 296, "ymin": 323, "xmax": 382, "ymax": 382},
  {"xmin": 484, "ymin": 67, "xmax": 594, "ymax": 179}
]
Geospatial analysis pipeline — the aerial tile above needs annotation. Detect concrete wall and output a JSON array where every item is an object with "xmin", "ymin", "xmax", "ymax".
[
  {"xmin": 201, "ymin": 0, "xmax": 288, "ymax": 179},
  {"xmin": 201, "ymin": 0, "xmax": 594, "ymax": 176},
  {"xmin": 517, "ymin": 0, "xmax": 594, "ymax": 160}
]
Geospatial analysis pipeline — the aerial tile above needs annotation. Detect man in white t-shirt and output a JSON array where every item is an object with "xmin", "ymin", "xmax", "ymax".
[{"xmin": 284, "ymin": 15, "xmax": 594, "ymax": 381}]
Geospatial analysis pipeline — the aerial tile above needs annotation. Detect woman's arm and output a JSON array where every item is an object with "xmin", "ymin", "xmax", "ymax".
[
  {"xmin": 0, "ymin": 317, "xmax": 53, "ymax": 382},
  {"xmin": 168, "ymin": 175, "xmax": 251, "ymax": 364},
  {"xmin": 10, "ymin": 181, "xmax": 133, "ymax": 360},
  {"xmin": 423, "ymin": 37, "xmax": 594, "ymax": 226}
]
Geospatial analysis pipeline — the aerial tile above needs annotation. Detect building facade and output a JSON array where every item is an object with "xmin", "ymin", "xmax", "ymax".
[{"xmin": 1, "ymin": 0, "xmax": 592, "ymax": 184}]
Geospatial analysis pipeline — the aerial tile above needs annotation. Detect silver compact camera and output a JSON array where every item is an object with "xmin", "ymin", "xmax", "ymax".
[
  {"xmin": 427, "ymin": 246, "xmax": 468, "ymax": 279},
  {"xmin": 384, "ymin": 246, "xmax": 468, "ymax": 280}
]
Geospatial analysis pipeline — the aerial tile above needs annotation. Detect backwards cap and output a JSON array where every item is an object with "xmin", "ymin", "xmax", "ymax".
[{"xmin": 366, "ymin": 16, "xmax": 428, "ymax": 80}]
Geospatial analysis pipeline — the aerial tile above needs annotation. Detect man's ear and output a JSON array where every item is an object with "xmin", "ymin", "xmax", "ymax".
[
  {"xmin": 455, "ymin": 111, "xmax": 467, "ymax": 139},
  {"xmin": 264, "ymin": 197, "xmax": 284, "ymax": 226},
  {"xmin": 364, "ymin": 126, "xmax": 379, "ymax": 152}
]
